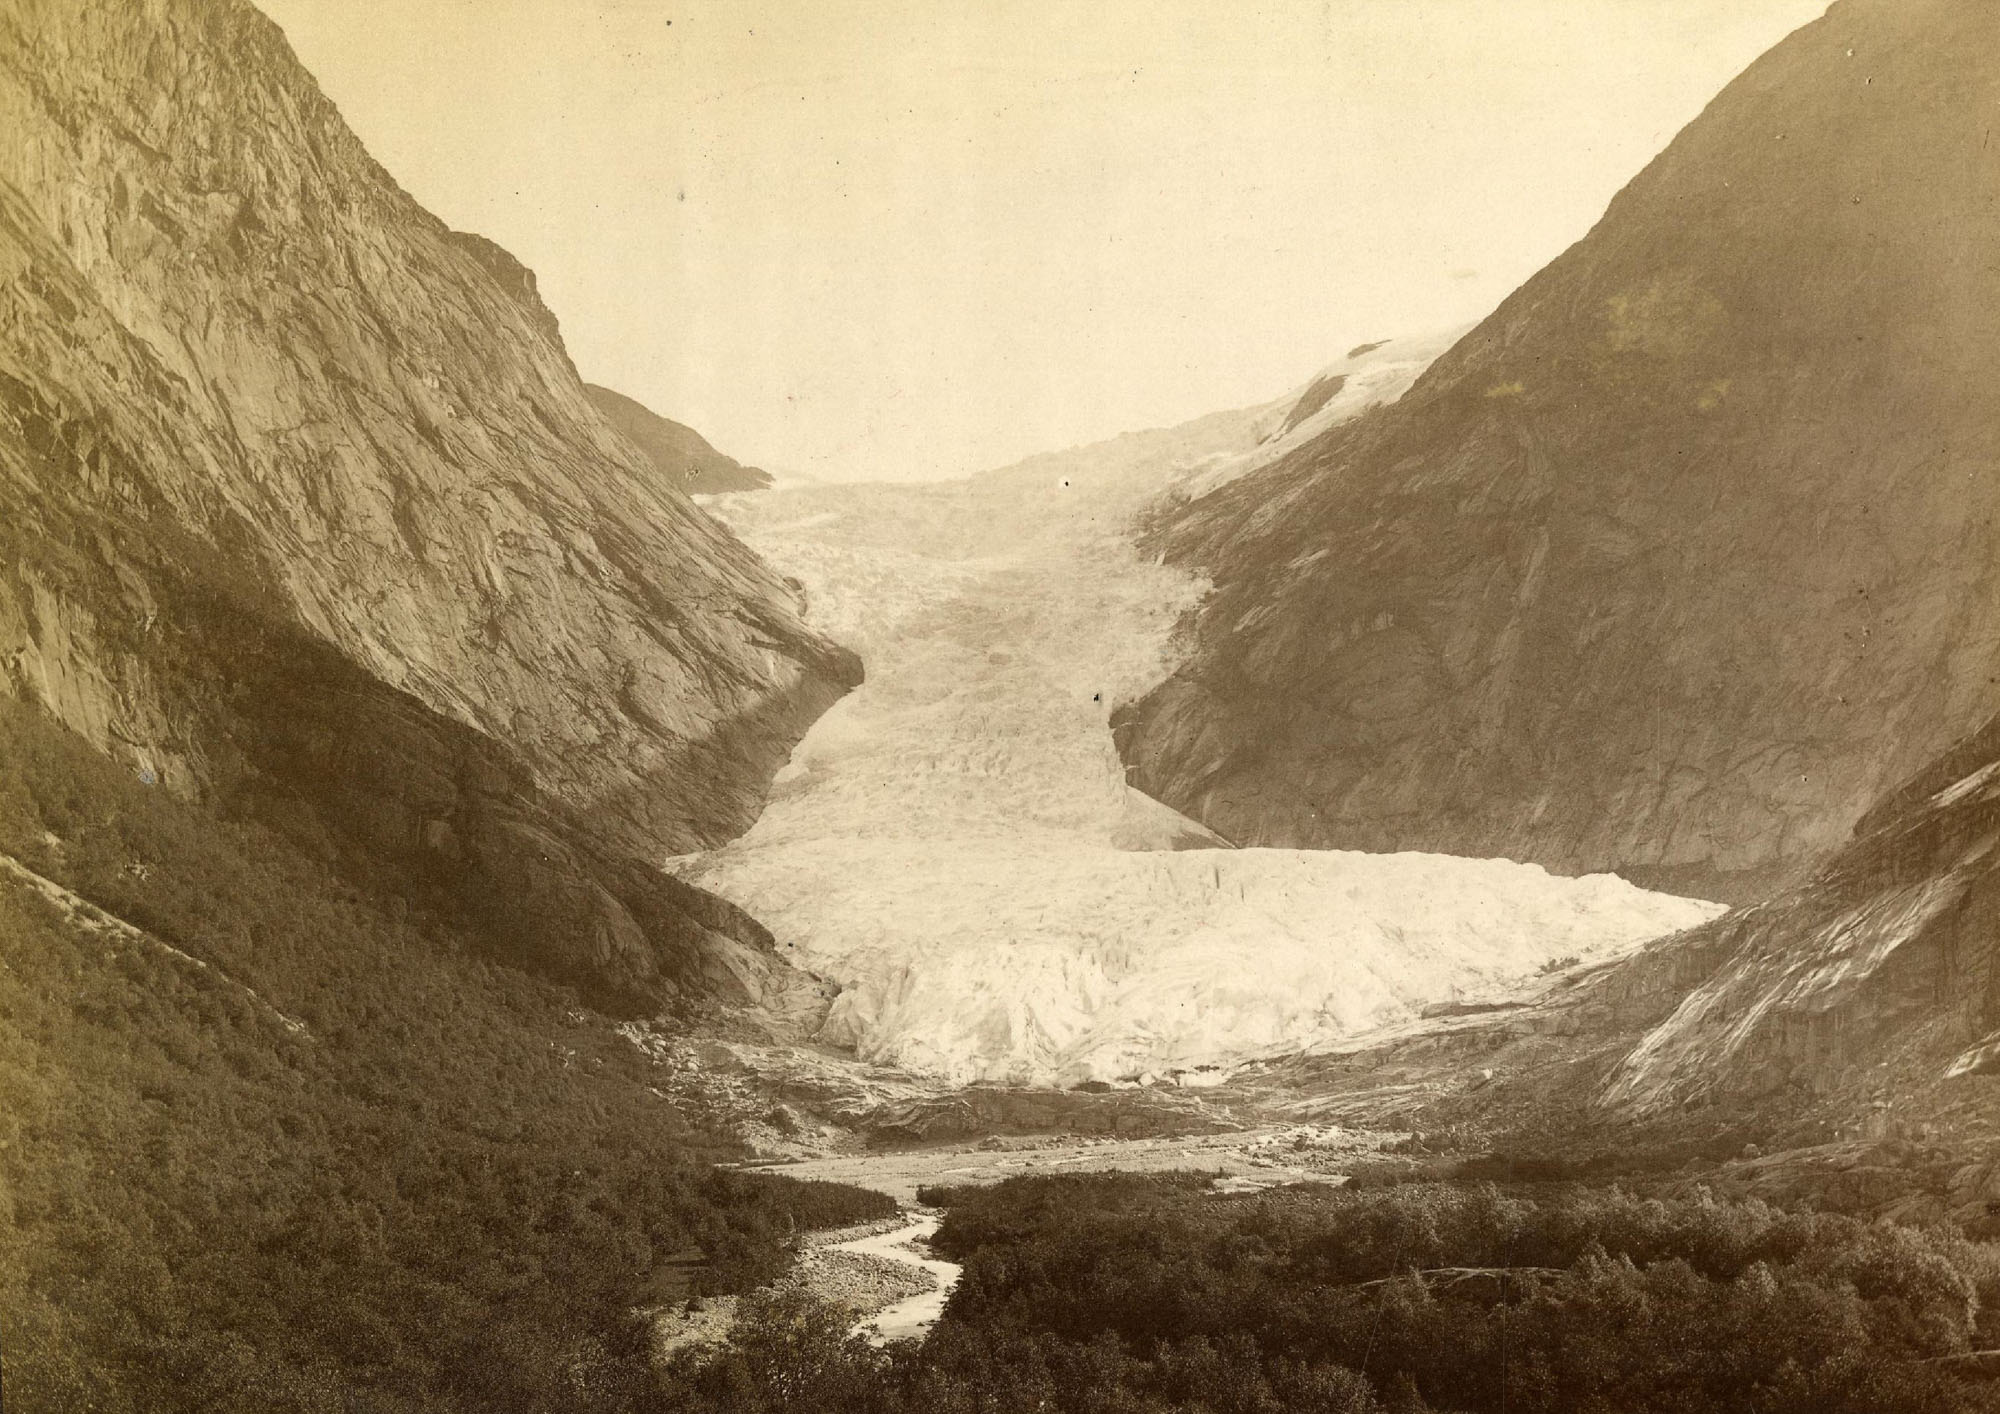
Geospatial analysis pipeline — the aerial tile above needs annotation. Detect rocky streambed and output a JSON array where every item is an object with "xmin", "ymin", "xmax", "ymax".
[
  {"xmin": 650, "ymin": 1210, "xmax": 955, "ymax": 1359},
  {"xmin": 832, "ymin": 1215, "xmax": 961, "ymax": 1346},
  {"xmin": 656, "ymin": 1122, "xmax": 1396, "ymax": 1364}
]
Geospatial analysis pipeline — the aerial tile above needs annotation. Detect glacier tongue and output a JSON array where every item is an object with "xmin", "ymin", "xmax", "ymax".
[{"xmin": 677, "ymin": 346, "xmax": 1723, "ymax": 1084}]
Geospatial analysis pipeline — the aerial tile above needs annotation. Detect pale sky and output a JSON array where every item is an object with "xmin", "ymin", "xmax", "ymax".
[{"xmin": 259, "ymin": 0, "xmax": 1828, "ymax": 482}]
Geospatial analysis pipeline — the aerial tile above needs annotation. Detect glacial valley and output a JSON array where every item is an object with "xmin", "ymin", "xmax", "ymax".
[{"xmin": 674, "ymin": 339, "xmax": 1722, "ymax": 1087}]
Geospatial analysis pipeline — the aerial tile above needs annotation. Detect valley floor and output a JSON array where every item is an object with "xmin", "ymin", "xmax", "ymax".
[
  {"xmin": 671, "ymin": 1123, "xmax": 1409, "ymax": 1356},
  {"xmin": 739, "ymin": 1124, "xmax": 1388, "ymax": 1205}
]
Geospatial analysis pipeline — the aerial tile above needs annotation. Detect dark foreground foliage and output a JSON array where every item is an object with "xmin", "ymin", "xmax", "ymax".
[
  {"xmin": 0, "ymin": 699, "xmax": 893, "ymax": 1413},
  {"xmin": 663, "ymin": 1173, "xmax": 2000, "ymax": 1414}
]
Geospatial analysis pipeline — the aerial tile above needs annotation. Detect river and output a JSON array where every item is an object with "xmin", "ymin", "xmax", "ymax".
[{"xmin": 831, "ymin": 1213, "xmax": 961, "ymax": 1345}]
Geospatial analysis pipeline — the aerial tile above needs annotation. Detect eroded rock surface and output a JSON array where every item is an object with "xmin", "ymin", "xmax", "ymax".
[
  {"xmin": 1256, "ymin": 713, "xmax": 2000, "ymax": 1185},
  {"xmin": 1117, "ymin": 0, "xmax": 2000, "ymax": 900},
  {"xmin": 1599, "ymin": 710, "xmax": 2000, "ymax": 1114},
  {"xmin": 0, "ymin": 0, "xmax": 858, "ymax": 1005},
  {"xmin": 586, "ymin": 383, "xmax": 776, "ymax": 495}
]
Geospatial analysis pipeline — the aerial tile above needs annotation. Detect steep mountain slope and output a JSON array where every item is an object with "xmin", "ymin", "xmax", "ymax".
[
  {"xmin": 1598, "ymin": 708, "xmax": 2000, "ymax": 1118},
  {"xmin": 586, "ymin": 383, "xmax": 776, "ymax": 494},
  {"xmin": 1117, "ymin": 0, "xmax": 2000, "ymax": 900},
  {"xmin": 1252, "ymin": 712, "xmax": 2000, "ymax": 1210},
  {"xmin": 0, "ymin": 693, "xmax": 895, "ymax": 1414},
  {"xmin": 0, "ymin": 0, "xmax": 858, "ymax": 1005},
  {"xmin": 677, "ymin": 346, "xmax": 1719, "ymax": 1085}
]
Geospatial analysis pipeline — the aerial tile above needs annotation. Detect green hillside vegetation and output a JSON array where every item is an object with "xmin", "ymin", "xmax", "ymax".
[
  {"xmin": 0, "ymin": 697, "xmax": 894, "ymax": 1413},
  {"xmin": 663, "ymin": 1173, "xmax": 2000, "ymax": 1413}
]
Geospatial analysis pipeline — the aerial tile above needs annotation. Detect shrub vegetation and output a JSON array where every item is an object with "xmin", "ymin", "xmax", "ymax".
[
  {"xmin": 662, "ymin": 1172, "xmax": 2000, "ymax": 1413},
  {"xmin": 0, "ymin": 698, "xmax": 893, "ymax": 1412}
]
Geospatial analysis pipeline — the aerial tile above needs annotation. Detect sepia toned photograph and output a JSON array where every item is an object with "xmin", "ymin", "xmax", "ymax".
[{"xmin": 3, "ymin": 0, "xmax": 1999, "ymax": 1409}]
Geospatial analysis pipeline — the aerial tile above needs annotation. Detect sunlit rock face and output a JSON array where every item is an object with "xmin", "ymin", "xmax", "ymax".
[
  {"xmin": 680, "ymin": 361, "xmax": 1720, "ymax": 1084},
  {"xmin": 1332, "ymin": 713, "xmax": 2000, "ymax": 1140},
  {"xmin": 0, "ymin": 0, "xmax": 857, "ymax": 1007},
  {"xmin": 1598, "ymin": 711, "xmax": 2000, "ymax": 1114},
  {"xmin": 1117, "ymin": 0, "xmax": 2000, "ymax": 903}
]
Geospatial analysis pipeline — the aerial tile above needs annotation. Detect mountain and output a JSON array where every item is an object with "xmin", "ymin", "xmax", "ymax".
[
  {"xmin": 1597, "ymin": 708, "xmax": 2000, "ymax": 1120},
  {"xmin": 0, "ymin": 1, "xmax": 899, "ymax": 1405},
  {"xmin": 585, "ymin": 383, "xmax": 776, "ymax": 494},
  {"xmin": 0, "ymin": 693, "xmax": 895, "ymax": 1412},
  {"xmin": 1256, "ymin": 708, "xmax": 2000, "ymax": 1225},
  {"xmin": 1167, "ymin": 330, "xmax": 1463, "ymax": 503},
  {"xmin": 677, "ymin": 346, "xmax": 1717, "ymax": 1086},
  {"xmin": 1116, "ymin": 0, "xmax": 2000, "ymax": 901},
  {"xmin": 0, "ymin": 0, "xmax": 859, "ymax": 1008}
]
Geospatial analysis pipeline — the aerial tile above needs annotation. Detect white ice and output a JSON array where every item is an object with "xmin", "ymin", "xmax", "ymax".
[{"xmin": 677, "ymin": 339, "xmax": 1723, "ymax": 1085}]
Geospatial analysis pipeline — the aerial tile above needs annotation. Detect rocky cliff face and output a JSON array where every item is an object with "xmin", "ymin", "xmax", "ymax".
[
  {"xmin": 0, "ymin": 0, "xmax": 859, "ymax": 1008},
  {"xmin": 1263, "ymin": 714, "xmax": 2000, "ymax": 1171},
  {"xmin": 585, "ymin": 384, "xmax": 776, "ymax": 495},
  {"xmin": 1595, "ymin": 711, "xmax": 2000, "ymax": 1117},
  {"xmin": 1116, "ymin": 0, "xmax": 2000, "ymax": 899}
]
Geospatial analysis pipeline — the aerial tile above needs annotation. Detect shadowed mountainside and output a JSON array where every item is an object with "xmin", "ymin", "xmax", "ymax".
[
  {"xmin": 1257, "ymin": 710, "xmax": 2000, "ymax": 1207},
  {"xmin": 1596, "ymin": 708, "xmax": 2000, "ymax": 1117},
  {"xmin": 0, "ymin": 0, "xmax": 859, "ymax": 1006},
  {"xmin": 1117, "ymin": 0, "xmax": 2000, "ymax": 902},
  {"xmin": 586, "ymin": 383, "xmax": 777, "ymax": 495}
]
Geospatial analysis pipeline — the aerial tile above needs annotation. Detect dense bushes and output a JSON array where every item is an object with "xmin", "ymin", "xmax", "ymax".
[
  {"xmin": 0, "ymin": 699, "xmax": 893, "ymax": 1412},
  {"xmin": 663, "ymin": 1173, "xmax": 2000, "ymax": 1413}
]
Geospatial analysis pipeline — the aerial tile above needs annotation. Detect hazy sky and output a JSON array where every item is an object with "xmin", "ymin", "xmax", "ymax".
[{"xmin": 260, "ymin": 0, "xmax": 1827, "ymax": 482}]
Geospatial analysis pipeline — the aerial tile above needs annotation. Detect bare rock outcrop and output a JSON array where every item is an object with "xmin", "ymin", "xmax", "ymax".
[
  {"xmin": 585, "ymin": 383, "xmax": 776, "ymax": 495},
  {"xmin": 1116, "ymin": 0, "xmax": 2000, "ymax": 900},
  {"xmin": 1597, "ymin": 710, "xmax": 2000, "ymax": 1115},
  {"xmin": 0, "ymin": 0, "xmax": 858, "ymax": 1006},
  {"xmin": 1272, "ymin": 713, "xmax": 2000, "ymax": 1162}
]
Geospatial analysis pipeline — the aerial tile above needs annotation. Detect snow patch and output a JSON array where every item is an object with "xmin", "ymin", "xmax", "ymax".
[{"xmin": 1169, "ymin": 329, "xmax": 1465, "ymax": 500}]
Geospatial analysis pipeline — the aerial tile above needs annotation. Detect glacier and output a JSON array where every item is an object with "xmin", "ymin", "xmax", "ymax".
[{"xmin": 675, "ymin": 339, "xmax": 1723, "ymax": 1085}]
